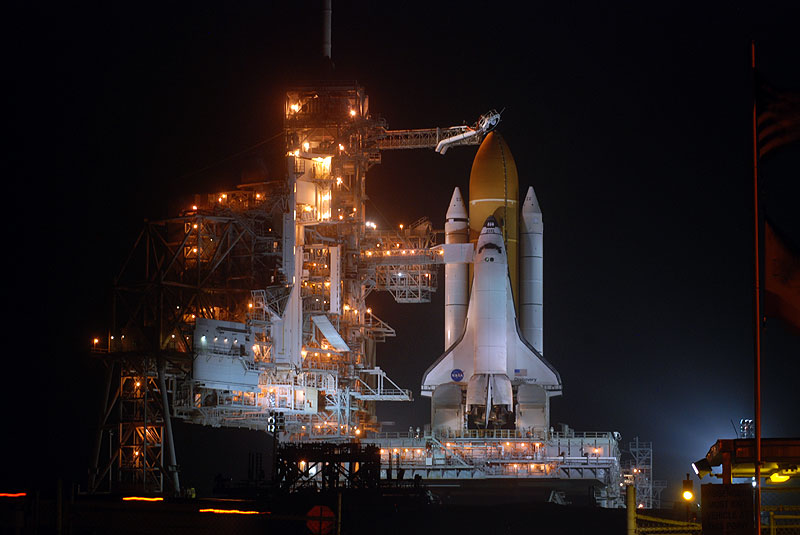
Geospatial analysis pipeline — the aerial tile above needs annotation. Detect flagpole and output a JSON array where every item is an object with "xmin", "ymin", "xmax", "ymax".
[{"xmin": 751, "ymin": 39, "xmax": 762, "ymax": 534}]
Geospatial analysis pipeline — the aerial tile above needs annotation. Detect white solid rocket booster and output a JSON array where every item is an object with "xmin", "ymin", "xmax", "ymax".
[
  {"xmin": 444, "ymin": 187, "xmax": 469, "ymax": 349},
  {"xmin": 520, "ymin": 186, "xmax": 543, "ymax": 354}
]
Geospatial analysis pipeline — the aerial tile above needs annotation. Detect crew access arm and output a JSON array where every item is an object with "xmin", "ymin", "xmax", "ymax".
[{"xmin": 377, "ymin": 110, "xmax": 501, "ymax": 154}]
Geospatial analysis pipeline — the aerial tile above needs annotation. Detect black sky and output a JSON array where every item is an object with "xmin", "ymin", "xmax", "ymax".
[{"xmin": 4, "ymin": 1, "xmax": 800, "ymax": 505}]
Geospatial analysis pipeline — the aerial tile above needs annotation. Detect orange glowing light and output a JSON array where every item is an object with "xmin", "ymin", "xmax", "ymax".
[
  {"xmin": 0, "ymin": 492, "xmax": 26, "ymax": 498},
  {"xmin": 199, "ymin": 508, "xmax": 264, "ymax": 515},
  {"xmin": 122, "ymin": 496, "xmax": 164, "ymax": 502}
]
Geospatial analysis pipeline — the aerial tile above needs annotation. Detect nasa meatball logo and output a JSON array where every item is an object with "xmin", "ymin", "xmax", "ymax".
[{"xmin": 451, "ymin": 369, "xmax": 464, "ymax": 382}]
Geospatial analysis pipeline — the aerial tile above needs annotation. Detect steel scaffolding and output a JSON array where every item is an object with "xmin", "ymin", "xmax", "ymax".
[{"xmin": 624, "ymin": 437, "xmax": 666, "ymax": 509}]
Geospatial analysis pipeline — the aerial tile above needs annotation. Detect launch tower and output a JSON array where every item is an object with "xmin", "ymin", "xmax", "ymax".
[{"xmin": 88, "ymin": 81, "xmax": 500, "ymax": 494}]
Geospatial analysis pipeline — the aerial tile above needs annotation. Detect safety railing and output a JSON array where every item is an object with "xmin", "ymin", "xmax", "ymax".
[
  {"xmin": 764, "ymin": 505, "xmax": 800, "ymax": 535},
  {"xmin": 635, "ymin": 514, "xmax": 702, "ymax": 535}
]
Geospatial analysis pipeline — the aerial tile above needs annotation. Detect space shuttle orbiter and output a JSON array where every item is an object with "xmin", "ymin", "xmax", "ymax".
[{"xmin": 421, "ymin": 132, "xmax": 561, "ymax": 433}]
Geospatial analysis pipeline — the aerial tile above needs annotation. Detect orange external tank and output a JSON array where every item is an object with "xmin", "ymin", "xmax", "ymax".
[{"xmin": 468, "ymin": 131, "xmax": 519, "ymax": 307}]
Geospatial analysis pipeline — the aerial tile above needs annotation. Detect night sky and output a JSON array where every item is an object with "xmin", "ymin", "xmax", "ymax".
[{"xmin": 4, "ymin": 1, "xmax": 800, "ymax": 505}]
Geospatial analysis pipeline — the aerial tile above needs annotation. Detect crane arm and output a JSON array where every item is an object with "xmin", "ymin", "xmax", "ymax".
[{"xmin": 376, "ymin": 110, "xmax": 501, "ymax": 154}]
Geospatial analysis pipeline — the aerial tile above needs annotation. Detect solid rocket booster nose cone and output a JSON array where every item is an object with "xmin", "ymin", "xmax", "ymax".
[
  {"xmin": 446, "ymin": 186, "xmax": 468, "ymax": 219},
  {"xmin": 522, "ymin": 186, "xmax": 541, "ymax": 214}
]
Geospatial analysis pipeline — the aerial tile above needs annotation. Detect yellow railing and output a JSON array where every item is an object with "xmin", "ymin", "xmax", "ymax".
[
  {"xmin": 636, "ymin": 514, "xmax": 702, "ymax": 534},
  {"xmin": 765, "ymin": 506, "xmax": 800, "ymax": 535}
]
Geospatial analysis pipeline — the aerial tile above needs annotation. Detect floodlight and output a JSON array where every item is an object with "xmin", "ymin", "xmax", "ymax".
[
  {"xmin": 692, "ymin": 458, "xmax": 712, "ymax": 479},
  {"xmin": 769, "ymin": 473, "xmax": 790, "ymax": 484}
]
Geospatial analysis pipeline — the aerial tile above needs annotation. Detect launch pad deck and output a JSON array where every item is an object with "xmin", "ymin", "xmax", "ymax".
[{"xmin": 367, "ymin": 429, "xmax": 623, "ymax": 507}]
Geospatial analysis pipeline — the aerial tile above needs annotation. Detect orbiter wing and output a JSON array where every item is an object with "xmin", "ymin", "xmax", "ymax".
[{"xmin": 421, "ymin": 271, "xmax": 561, "ymax": 397}]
